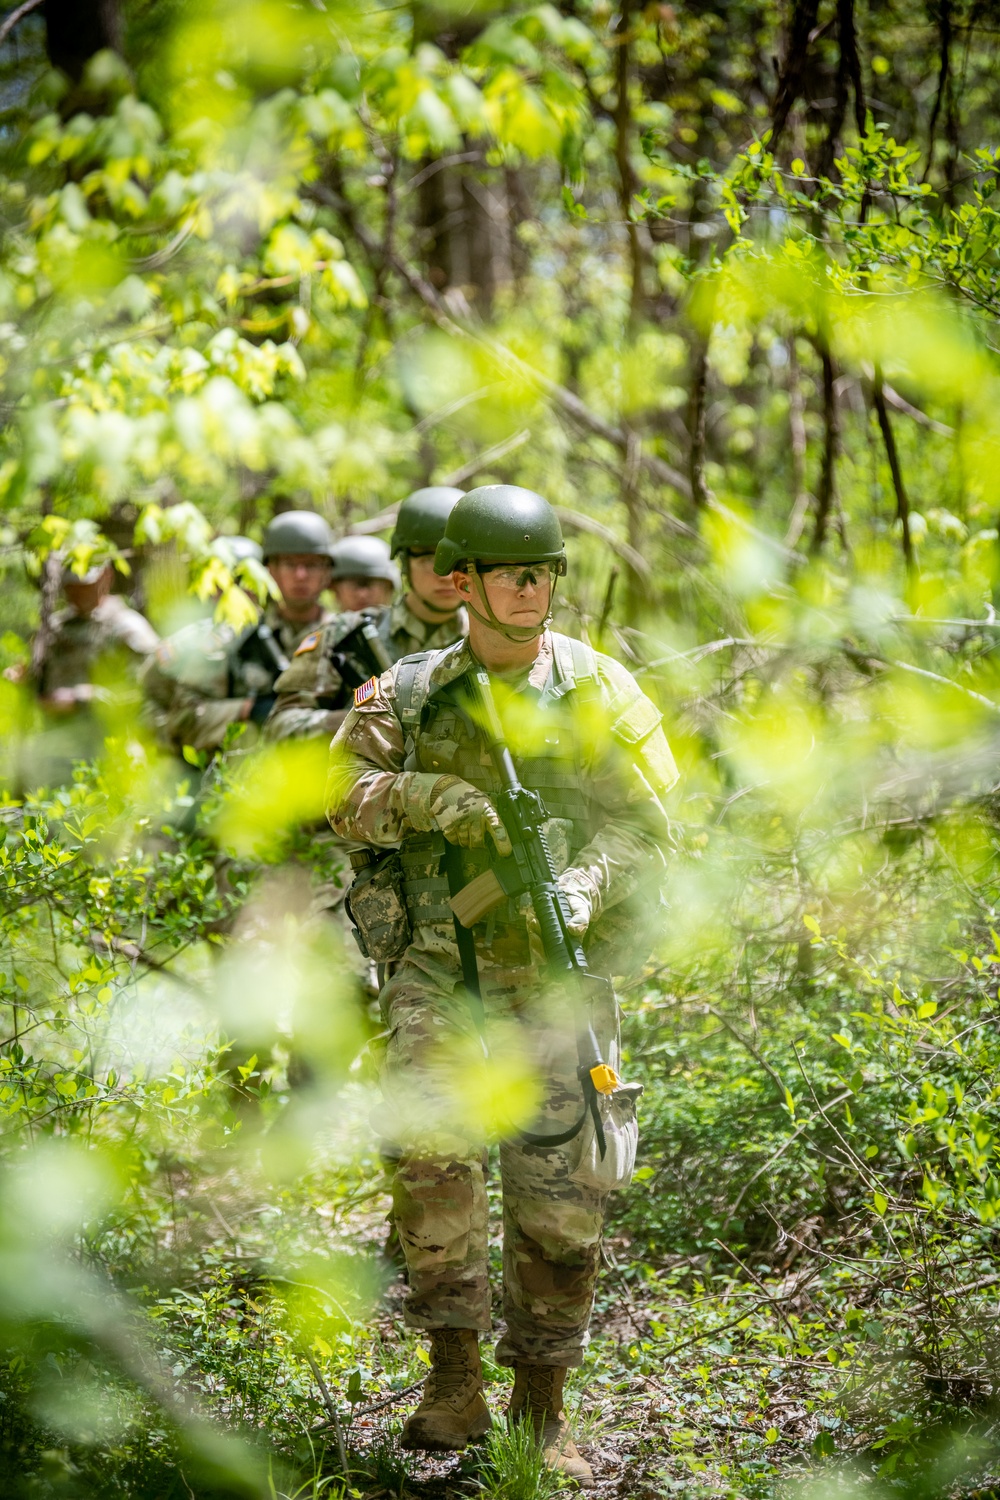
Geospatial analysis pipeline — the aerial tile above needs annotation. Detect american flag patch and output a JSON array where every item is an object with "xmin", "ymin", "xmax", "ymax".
[{"xmin": 354, "ymin": 676, "xmax": 378, "ymax": 706}]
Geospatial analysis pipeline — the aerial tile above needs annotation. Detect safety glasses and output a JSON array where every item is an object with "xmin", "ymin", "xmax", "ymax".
[{"xmin": 478, "ymin": 562, "xmax": 557, "ymax": 590}]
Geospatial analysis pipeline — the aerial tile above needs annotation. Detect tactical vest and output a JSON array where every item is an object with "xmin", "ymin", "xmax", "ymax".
[{"xmin": 391, "ymin": 635, "xmax": 657, "ymax": 975}]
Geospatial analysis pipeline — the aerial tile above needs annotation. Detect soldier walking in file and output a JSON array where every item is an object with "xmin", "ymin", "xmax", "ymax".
[
  {"xmin": 326, "ymin": 486, "xmax": 676, "ymax": 1485},
  {"xmin": 265, "ymin": 488, "xmax": 467, "ymax": 743},
  {"xmin": 142, "ymin": 513, "xmax": 337, "ymax": 756}
]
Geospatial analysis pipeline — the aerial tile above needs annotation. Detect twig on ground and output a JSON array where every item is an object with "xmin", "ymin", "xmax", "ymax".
[{"xmin": 306, "ymin": 1353, "xmax": 349, "ymax": 1474}]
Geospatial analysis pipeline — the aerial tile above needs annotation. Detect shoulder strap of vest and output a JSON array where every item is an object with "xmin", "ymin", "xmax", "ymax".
[
  {"xmin": 549, "ymin": 633, "xmax": 600, "ymax": 702},
  {"xmin": 393, "ymin": 649, "xmax": 444, "ymax": 729}
]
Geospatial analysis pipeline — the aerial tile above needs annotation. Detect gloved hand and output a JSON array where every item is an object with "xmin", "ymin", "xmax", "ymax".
[
  {"xmin": 429, "ymin": 775, "xmax": 512, "ymax": 855},
  {"xmin": 526, "ymin": 868, "xmax": 597, "ymax": 942}
]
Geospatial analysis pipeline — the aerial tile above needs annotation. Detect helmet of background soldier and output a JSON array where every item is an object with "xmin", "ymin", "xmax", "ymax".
[
  {"xmin": 210, "ymin": 535, "xmax": 263, "ymax": 568},
  {"xmin": 390, "ymin": 486, "xmax": 465, "ymax": 558},
  {"xmin": 330, "ymin": 535, "xmax": 401, "ymax": 589},
  {"xmin": 433, "ymin": 485, "xmax": 567, "ymax": 576},
  {"xmin": 262, "ymin": 510, "xmax": 336, "ymax": 562}
]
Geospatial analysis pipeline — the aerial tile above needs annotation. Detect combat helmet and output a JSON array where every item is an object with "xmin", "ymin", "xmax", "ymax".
[
  {"xmin": 330, "ymin": 534, "xmax": 401, "ymax": 589},
  {"xmin": 433, "ymin": 484, "xmax": 566, "ymax": 643},
  {"xmin": 390, "ymin": 487, "xmax": 465, "ymax": 557},
  {"xmin": 262, "ymin": 510, "xmax": 335, "ymax": 561}
]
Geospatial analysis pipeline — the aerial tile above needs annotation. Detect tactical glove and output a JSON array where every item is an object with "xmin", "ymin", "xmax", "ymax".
[
  {"xmin": 429, "ymin": 775, "xmax": 512, "ymax": 855},
  {"xmin": 526, "ymin": 868, "xmax": 597, "ymax": 940}
]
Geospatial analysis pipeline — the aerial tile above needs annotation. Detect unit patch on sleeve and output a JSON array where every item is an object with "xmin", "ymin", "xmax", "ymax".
[
  {"xmin": 354, "ymin": 676, "xmax": 378, "ymax": 706},
  {"xmin": 294, "ymin": 631, "xmax": 320, "ymax": 656}
]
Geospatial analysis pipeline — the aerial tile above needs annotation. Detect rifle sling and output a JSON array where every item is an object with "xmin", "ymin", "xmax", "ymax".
[{"xmin": 442, "ymin": 840, "xmax": 600, "ymax": 1154}]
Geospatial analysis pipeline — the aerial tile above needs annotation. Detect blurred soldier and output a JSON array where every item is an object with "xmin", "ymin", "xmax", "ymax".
[
  {"xmin": 265, "ymin": 488, "xmax": 467, "ymax": 743},
  {"xmin": 37, "ymin": 556, "xmax": 159, "ymax": 716},
  {"xmin": 330, "ymin": 534, "xmax": 400, "ymax": 614},
  {"xmin": 24, "ymin": 554, "xmax": 159, "ymax": 784},
  {"xmin": 326, "ymin": 487, "xmax": 677, "ymax": 1484},
  {"xmin": 143, "ymin": 514, "xmax": 337, "ymax": 755}
]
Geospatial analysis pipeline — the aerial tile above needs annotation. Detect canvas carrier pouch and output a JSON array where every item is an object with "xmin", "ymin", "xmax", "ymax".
[
  {"xmin": 567, "ymin": 1079, "xmax": 643, "ymax": 1193},
  {"xmin": 344, "ymin": 851, "xmax": 411, "ymax": 962}
]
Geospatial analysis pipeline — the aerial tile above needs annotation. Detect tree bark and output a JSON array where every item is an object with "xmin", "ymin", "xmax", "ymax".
[
  {"xmin": 873, "ymin": 374, "xmax": 915, "ymax": 576},
  {"xmin": 811, "ymin": 344, "xmax": 839, "ymax": 553},
  {"xmin": 784, "ymin": 338, "xmax": 813, "ymax": 548},
  {"xmin": 614, "ymin": 0, "xmax": 644, "ymax": 325}
]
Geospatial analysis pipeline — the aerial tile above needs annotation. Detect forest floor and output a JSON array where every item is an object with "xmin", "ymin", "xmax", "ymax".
[{"xmin": 285, "ymin": 1175, "xmax": 845, "ymax": 1500}]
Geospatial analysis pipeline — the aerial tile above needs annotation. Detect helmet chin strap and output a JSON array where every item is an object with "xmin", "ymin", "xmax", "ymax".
[{"xmin": 467, "ymin": 562, "xmax": 556, "ymax": 645}]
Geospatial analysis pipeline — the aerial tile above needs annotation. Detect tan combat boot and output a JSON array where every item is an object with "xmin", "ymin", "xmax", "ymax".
[
  {"xmin": 508, "ymin": 1363, "xmax": 594, "ymax": 1488},
  {"xmin": 400, "ymin": 1328, "xmax": 492, "ymax": 1451}
]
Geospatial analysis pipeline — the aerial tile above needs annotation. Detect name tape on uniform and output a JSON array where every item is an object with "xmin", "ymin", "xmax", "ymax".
[{"xmin": 354, "ymin": 676, "xmax": 378, "ymax": 706}]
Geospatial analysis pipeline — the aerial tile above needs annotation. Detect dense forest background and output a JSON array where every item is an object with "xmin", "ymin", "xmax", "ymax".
[{"xmin": 2, "ymin": 0, "xmax": 1000, "ymax": 1495}]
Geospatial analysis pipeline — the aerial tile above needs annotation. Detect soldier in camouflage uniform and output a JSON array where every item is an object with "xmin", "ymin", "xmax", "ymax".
[
  {"xmin": 326, "ymin": 487, "xmax": 676, "ymax": 1485},
  {"xmin": 329, "ymin": 533, "xmax": 400, "ymax": 614},
  {"xmin": 25, "ymin": 556, "xmax": 158, "ymax": 785},
  {"xmin": 142, "ymin": 515, "xmax": 337, "ymax": 755},
  {"xmin": 264, "ymin": 488, "xmax": 468, "ymax": 744}
]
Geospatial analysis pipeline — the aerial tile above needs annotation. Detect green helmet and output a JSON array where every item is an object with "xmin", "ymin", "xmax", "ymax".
[
  {"xmin": 262, "ymin": 510, "xmax": 335, "ymax": 561},
  {"xmin": 434, "ymin": 485, "xmax": 566, "ymax": 643},
  {"xmin": 434, "ymin": 485, "xmax": 566, "ymax": 574},
  {"xmin": 330, "ymin": 535, "xmax": 400, "ymax": 588},
  {"xmin": 390, "ymin": 486, "xmax": 465, "ymax": 557}
]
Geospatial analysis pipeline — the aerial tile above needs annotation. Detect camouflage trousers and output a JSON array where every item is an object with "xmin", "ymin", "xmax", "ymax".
[{"xmin": 377, "ymin": 952, "xmax": 621, "ymax": 1368}]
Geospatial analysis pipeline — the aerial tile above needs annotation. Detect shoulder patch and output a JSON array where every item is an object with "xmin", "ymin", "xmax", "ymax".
[
  {"xmin": 354, "ymin": 676, "xmax": 378, "ymax": 706},
  {"xmin": 294, "ymin": 632, "xmax": 320, "ymax": 656}
]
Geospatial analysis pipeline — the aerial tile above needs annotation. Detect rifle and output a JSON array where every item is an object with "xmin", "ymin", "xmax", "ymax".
[
  {"xmin": 316, "ymin": 611, "xmax": 394, "ymax": 708},
  {"xmin": 447, "ymin": 668, "xmax": 619, "ymax": 1156}
]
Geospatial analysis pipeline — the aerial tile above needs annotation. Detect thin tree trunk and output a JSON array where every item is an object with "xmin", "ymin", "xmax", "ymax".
[
  {"xmin": 873, "ymin": 374, "xmax": 915, "ymax": 576},
  {"xmin": 614, "ymin": 0, "xmax": 644, "ymax": 325},
  {"xmin": 31, "ymin": 552, "xmax": 62, "ymax": 691},
  {"xmin": 784, "ymin": 338, "xmax": 813, "ymax": 548},
  {"xmin": 769, "ymin": 0, "xmax": 822, "ymax": 158},
  {"xmin": 811, "ymin": 344, "xmax": 839, "ymax": 553},
  {"xmin": 688, "ymin": 335, "xmax": 710, "ymax": 511},
  {"xmin": 621, "ymin": 428, "xmax": 645, "ymax": 622},
  {"xmin": 923, "ymin": 0, "xmax": 952, "ymax": 180}
]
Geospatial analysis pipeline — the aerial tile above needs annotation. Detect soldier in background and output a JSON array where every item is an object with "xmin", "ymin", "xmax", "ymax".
[
  {"xmin": 38, "ymin": 556, "xmax": 159, "ymax": 716},
  {"xmin": 142, "ymin": 514, "xmax": 337, "ymax": 756},
  {"xmin": 329, "ymin": 535, "xmax": 400, "ymax": 614},
  {"xmin": 265, "ymin": 488, "xmax": 467, "ymax": 744},
  {"xmin": 17, "ymin": 554, "xmax": 159, "ymax": 786}
]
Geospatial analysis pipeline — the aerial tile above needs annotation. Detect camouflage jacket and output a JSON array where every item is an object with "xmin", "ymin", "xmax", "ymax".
[
  {"xmin": 264, "ymin": 597, "xmax": 467, "ymax": 743},
  {"xmin": 326, "ymin": 632, "xmax": 677, "ymax": 986},
  {"xmin": 40, "ymin": 595, "xmax": 159, "ymax": 701},
  {"xmin": 142, "ymin": 602, "xmax": 334, "ymax": 753}
]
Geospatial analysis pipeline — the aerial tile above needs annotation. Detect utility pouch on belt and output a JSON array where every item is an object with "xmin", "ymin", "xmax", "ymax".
[
  {"xmin": 344, "ymin": 849, "xmax": 411, "ymax": 962},
  {"xmin": 568, "ymin": 1080, "xmax": 643, "ymax": 1193}
]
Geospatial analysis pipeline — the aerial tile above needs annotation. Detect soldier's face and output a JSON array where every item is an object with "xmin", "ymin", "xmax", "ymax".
[
  {"xmin": 334, "ymin": 576, "xmax": 394, "ymax": 612},
  {"xmin": 408, "ymin": 551, "xmax": 462, "ymax": 613},
  {"xmin": 269, "ymin": 554, "xmax": 333, "ymax": 605},
  {"xmin": 456, "ymin": 563, "xmax": 552, "ymax": 629}
]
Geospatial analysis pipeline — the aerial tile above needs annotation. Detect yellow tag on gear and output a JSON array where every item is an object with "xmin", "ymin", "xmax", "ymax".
[
  {"xmin": 589, "ymin": 1063, "xmax": 619, "ymax": 1095},
  {"xmin": 294, "ymin": 631, "xmax": 320, "ymax": 656}
]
